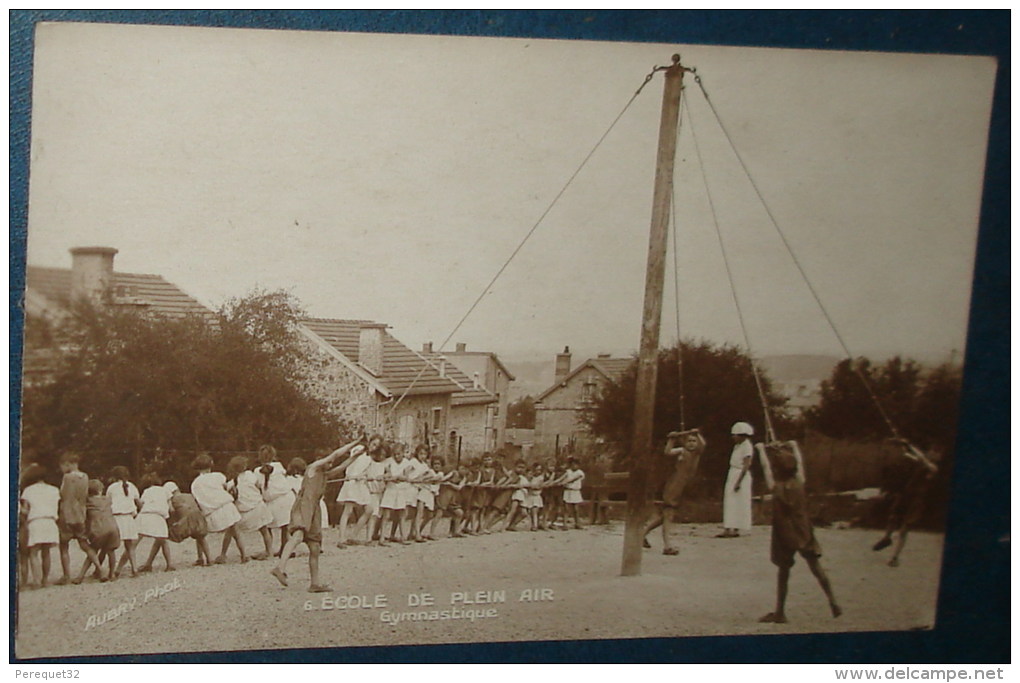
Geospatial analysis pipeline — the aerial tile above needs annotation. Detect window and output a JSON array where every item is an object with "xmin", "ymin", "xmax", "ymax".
[
  {"xmin": 582, "ymin": 380, "xmax": 597, "ymax": 402},
  {"xmin": 398, "ymin": 415, "xmax": 415, "ymax": 444},
  {"xmin": 431, "ymin": 407, "xmax": 443, "ymax": 432}
]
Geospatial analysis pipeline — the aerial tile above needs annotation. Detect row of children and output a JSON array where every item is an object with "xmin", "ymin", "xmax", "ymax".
[
  {"xmin": 18, "ymin": 447, "xmax": 325, "ymax": 589},
  {"xmin": 329, "ymin": 435, "xmax": 588, "ymax": 548}
]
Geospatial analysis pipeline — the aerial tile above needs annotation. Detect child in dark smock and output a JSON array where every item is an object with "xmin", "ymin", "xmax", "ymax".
[
  {"xmin": 166, "ymin": 481, "xmax": 211, "ymax": 566},
  {"xmin": 75, "ymin": 480, "xmax": 120, "ymax": 583},
  {"xmin": 271, "ymin": 440, "xmax": 361, "ymax": 592},
  {"xmin": 757, "ymin": 441, "xmax": 841, "ymax": 623}
]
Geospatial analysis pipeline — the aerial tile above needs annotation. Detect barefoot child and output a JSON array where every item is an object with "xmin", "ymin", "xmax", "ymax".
[
  {"xmin": 379, "ymin": 444, "xmax": 412, "ymax": 545},
  {"xmin": 872, "ymin": 438, "xmax": 940, "ymax": 567},
  {"xmin": 75, "ymin": 479, "xmax": 120, "ymax": 583},
  {"xmin": 527, "ymin": 462, "xmax": 545, "ymax": 531},
  {"xmin": 756, "ymin": 441, "xmax": 841, "ymax": 623},
  {"xmin": 429, "ymin": 457, "xmax": 465, "ymax": 539},
  {"xmin": 56, "ymin": 452, "xmax": 102, "ymax": 584},
  {"xmin": 107, "ymin": 466, "xmax": 141, "ymax": 578},
  {"xmin": 227, "ymin": 455, "xmax": 274, "ymax": 560},
  {"xmin": 137, "ymin": 473, "xmax": 174, "ymax": 572},
  {"xmin": 335, "ymin": 437, "xmax": 376, "ymax": 548},
  {"xmin": 20, "ymin": 463, "xmax": 60, "ymax": 588},
  {"xmin": 351, "ymin": 439, "xmax": 388, "ymax": 545},
  {"xmin": 191, "ymin": 454, "xmax": 248, "ymax": 564},
  {"xmin": 166, "ymin": 480, "xmax": 211, "ymax": 566},
  {"xmin": 562, "ymin": 458, "xmax": 586, "ymax": 529},
  {"xmin": 643, "ymin": 428, "xmax": 706, "ymax": 555},
  {"xmin": 271, "ymin": 439, "xmax": 362, "ymax": 592},
  {"xmin": 501, "ymin": 461, "xmax": 530, "ymax": 532},
  {"xmin": 256, "ymin": 445, "xmax": 294, "ymax": 557}
]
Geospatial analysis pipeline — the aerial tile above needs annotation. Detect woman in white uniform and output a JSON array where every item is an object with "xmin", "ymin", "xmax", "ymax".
[{"xmin": 721, "ymin": 422, "xmax": 755, "ymax": 537}]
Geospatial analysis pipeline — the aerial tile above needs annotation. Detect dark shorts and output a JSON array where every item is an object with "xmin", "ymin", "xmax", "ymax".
[
  {"xmin": 490, "ymin": 489, "xmax": 513, "ymax": 512},
  {"xmin": 770, "ymin": 535, "xmax": 822, "ymax": 569},
  {"xmin": 288, "ymin": 499, "xmax": 323, "ymax": 546},
  {"xmin": 59, "ymin": 520, "xmax": 87, "ymax": 543},
  {"xmin": 436, "ymin": 491, "xmax": 461, "ymax": 514},
  {"xmin": 471, "ymin": 488, "xmax": 492, "ymax": 510}
]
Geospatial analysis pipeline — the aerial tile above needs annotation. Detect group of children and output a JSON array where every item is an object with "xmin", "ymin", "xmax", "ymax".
[
  {"xmin": 17, "ymin": 445, "xmax": 333, "ymax": 589},
  {"xmin": 17, "ymin": 438, "xmax": 589, "ymax": 594},
  {"xmin": 329, "ymin": 435, "xmax": 588, "ymax": 550},
  {"xmin": 20, "ymin": 428, "xmax": 936, "ymax": 624}
]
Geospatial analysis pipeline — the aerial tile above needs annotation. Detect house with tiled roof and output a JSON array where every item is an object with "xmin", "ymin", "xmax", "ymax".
[
  {"xmin": 438, "ymin": 342, "xmax": 515, "ymax": 456},
  {"xmin": 23, "ymin": 247, "xmax": 214, "ymax": 386},
  {"xmin": 295, "ymin": 319, "xmax": 462, "ymax": 452},
  {"xmin": 418, "ymin": 345, "xmax": 500, "ymax": 462},
  {"xmin": 533, "ymin": 347, "xmax": 634, "ymax": 456}
]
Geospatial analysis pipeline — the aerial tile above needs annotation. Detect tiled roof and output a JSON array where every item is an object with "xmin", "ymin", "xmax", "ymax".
[
  {"xmin": 300, "ymin": 318, "xmax": 461, "ymax": 397},
  {"xmin": 422, "ymin": 351, "xmax": 497, "ymax": 406},
  {"xmin": 535, "ymin": 356, "xmax": 635, "ymax": 402},
  {"xmin": 26, "ymin": 266, "xmax": 213, "ymax": 320},
  {"xmin": 588, "ymin": 357, "xmax": 633, "ymax": 383}
]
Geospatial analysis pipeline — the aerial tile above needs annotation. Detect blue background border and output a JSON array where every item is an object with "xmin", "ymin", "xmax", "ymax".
[{"xmin": 9, "ymin": 10, "xmax": 1009, "ymax": 664}]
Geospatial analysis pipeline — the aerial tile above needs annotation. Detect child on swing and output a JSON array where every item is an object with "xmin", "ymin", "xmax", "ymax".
[
  {"xmin": 271, "ymin": 439, "xmax": 362, "ymax": 592},
  {"xmin": 872, "ymin": 437, "xmax": 940, "ymax": 567},
  {"xmin": 756, "ymin": 440, "xmax": 841, "ymax": 623}
]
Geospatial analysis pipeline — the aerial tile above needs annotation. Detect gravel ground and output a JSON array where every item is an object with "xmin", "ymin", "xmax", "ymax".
[{"xmin": 15, "ymin": 522, "xmax": 943, "ymax": 659}]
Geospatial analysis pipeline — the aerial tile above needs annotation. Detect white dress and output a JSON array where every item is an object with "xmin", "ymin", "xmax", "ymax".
[
  {"xmin": 192, "ymin": 472, "xmax": 240, "ymax": 533},
  {"xmin": 108, "ymin": 481, "xmax": 140, "ymax": 541},
  {"xmin": 723, "ymin": 440, "xmax": 753, "ymax": 531},
  {"xmin": 234, "ymin": 470, "xmax": 273, "ymax": 532},
  {"xmin": 563, "ymin": 470, "xmax": 585, "ymax": 504},
  {"xmin": 137, "ymin": 485, "xmax": 170, "ymax": 538},
  {"xmin": 336, "ymin": 453, "xmax": 372, "ymax": 506},
  {"xmin": 22, "ymin": 481, "xmax": 60, "ymax": 547},
  {"xmin": 258, "ymin": 462, "xmax": 295, "ymax": 529}
]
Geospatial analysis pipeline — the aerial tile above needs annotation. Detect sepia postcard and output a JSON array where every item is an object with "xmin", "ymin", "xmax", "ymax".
[{"xmin": 11, "ymin": 16, "xmax": 1005, "ymax": 663}]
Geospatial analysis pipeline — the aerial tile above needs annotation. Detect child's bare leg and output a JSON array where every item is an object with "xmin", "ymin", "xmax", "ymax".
[
  {"xmin": 257, "ymin": 527, "xmax": 273, "ymax": 557},
  {"xmin": 661, "ymin": 510, "xmax": 680, "ymax": 554},
  {"xmin": 337, "ymin": 504, "xmax": 354, "ymax": 545},
  {"xmin": 500, "ymin": 503, "xmax": 518, "ymax": 531},
  {"xmin": 272, "ymin": 529, "xmax": 303, "ymax": 585},
  {"xmin": 28, "ymin": 547, "xmax": 43, "ymax": 587},
  {"xmin": 59, "ymin": 540, "xmax": 73, "ymax": 582},
  {"xmin": 760, "ymin": 566, "xmax": 791, "ymax": 623},
  {"xmin": 307, "ymin": 541, "xmax": 329, "ymax": 592},
  {"xmin": 139, "ymin": 539, "xmax": 160, "ymax": 571},
  {"xmin": 643, "ymin": 508, "xmax": 663, "ymax": 547},
  {"xmin": 196, "ymin": 536, "xmax": 211, "ymax": 565},
  {"xmin": 77, "ymin": 538, "xmax": 102, "ymax": 573},
  {"xmin": 889, "ymin": 527, "xmax": 909, "ymax": 567},
  {"xmin": 216, "ymin": 532, "xmax": 232, "ymax": 563},
  {"xmin": 806, "ymin": 556, "xmax": 841, "ymax": 617},
  {"xmin": 160, "ymin": 540, "xmax": 174, "ymax": 570},
  {"xmin": 40, "ymin": 545, "xmax": 52, "ymax": 585},
  {"xmin": 233, "ymin": 526, "xmax": 249, "ymax": 561}
]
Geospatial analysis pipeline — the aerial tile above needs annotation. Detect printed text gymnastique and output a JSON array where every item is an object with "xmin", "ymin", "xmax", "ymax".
[{"xmin": 303, "ymin": 587, "xmax": 555, "ymax": 614}]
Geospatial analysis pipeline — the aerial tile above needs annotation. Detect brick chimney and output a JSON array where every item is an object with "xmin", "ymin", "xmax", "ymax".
[
  {"xmin": 70, "ymin": 246, "xmax": 118, "ymax": 304},
  {"xmin": 358, "ymin": 323, "xmax": 387, "ymax": 376},
  {"xmin": 554, "ymin": 346, "xmax": 572, "ymax": 384},
  {"xmin": 438, "ymin": 357, "xmax": 447, "ymax": 377},
  {"xmin": 422, "ymin": 341, "xmax": 433, "ymax": 354},
  {"xmin": 455, "ymin": 342, "xmax": 467, "ymax": 353}
]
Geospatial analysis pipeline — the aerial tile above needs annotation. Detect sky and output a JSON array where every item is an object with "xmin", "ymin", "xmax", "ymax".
[{"xmin": 24, "ymin": 23, "xmax": 996, "ymax": 365}]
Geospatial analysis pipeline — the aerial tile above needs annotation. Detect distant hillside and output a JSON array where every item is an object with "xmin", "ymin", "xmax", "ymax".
[
  {"xmin": 504, "ymin": 360, "xmax": 553, "ymax": 400},
  {"xmin": 505, "ymin": 353, "xmax": 841, "ymax": 400},
  {"xmin": 758, "ymin": 355, "xmax": 841, "ymax": 383}
]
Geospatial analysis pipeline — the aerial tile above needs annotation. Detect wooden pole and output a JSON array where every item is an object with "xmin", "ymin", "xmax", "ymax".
[{"xmin": 621, "ymin": 55, "xmax": 688, "ymax": 577}]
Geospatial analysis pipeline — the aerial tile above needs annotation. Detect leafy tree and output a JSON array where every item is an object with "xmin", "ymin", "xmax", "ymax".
[
  {"xmin": 581, "ymin": 340, "xmax": 792, "ymax": 497},
  {"xmin": 507, "ymin": 395, "xmax": 536, "ymax": 429},
  {"xmin": 805, "ymin": 356, "xmax": 960, "ymax": 451},
  {"xmin": 21, "ymin": 290, "xmax": 350, "ymax": 478}
]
